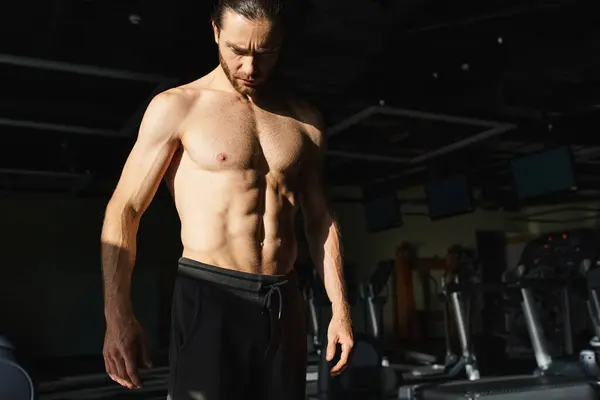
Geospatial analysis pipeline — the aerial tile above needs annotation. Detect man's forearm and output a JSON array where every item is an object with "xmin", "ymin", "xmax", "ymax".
[
  {"xmin": 101, "ymin": 205, "xmax": 139, "ymax": 323},
  {"xmin": 308, "ymin": 218, "xmax": 350, "ymax": 317}
]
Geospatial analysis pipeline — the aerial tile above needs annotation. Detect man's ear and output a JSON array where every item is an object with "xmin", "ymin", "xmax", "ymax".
[{"xmin": 212, "ymin": 21, "xmax": 219, "ymax": 44}]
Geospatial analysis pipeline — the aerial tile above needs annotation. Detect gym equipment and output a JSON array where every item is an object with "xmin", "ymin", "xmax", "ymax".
[
  {"xmin": 358, "ymin": 260, "xmax": 431, "ymax": 371},
  {"xmin": 0, "ymin": 336, "xmax": 35, "ymax": 400},
  {"xmin": 401, "ymin": 231, "xmax": 600, "ymax": 400},
  {"xmin": 315, "ymin": 260, "xmax": 397, "ymax": 399},
  {"xmin": 400, "ymin": 284, "xmax": 596, "ymax": 399},
  {"xmin": 307, "ymin": 282, "xmax": 321, "ymax": 355},
  {"xmin": 406, "ymin": 375, "xmax": 596, "ymax": 400},
  {"xmin": 315, "ymin": 252, "xmax": 481, "ymax": 400},
  {"xmin": 38, "ymin": 367, "xmax": 170, "ymax": 399},
  {"xmin": 360, "ymin": 260, "xmax": 394, "ymax": 342},
  {"xmin": 503, "ymin": 229, "xmax": 595, "ymax": 359},
  {"xmin": 522, "ymin": 229, "xmax": 600, "ymax": 379},
  {"xmin": 401, "ymin": 247, "xmax": 481, "ymax": 381},
  {"xmin": 584, "ymin": 266, "xmax": 600, "ymax": 377},
  {"xmin": 362, "ymin": 257, "xmax": 479, "ymax": 382},
  {"xmin": 310, "ymin": 261, "xmax": 387, "ymax": 400},
  {"xmin": 435, "ymin": 269, "xmax": 480, "ymax": 381},
  {"xmin": 301, "ymin": 266, "xmax": 322, "ymax": 357},
  {"xmin": 298, "ymin": 264, "xmax": 323, "ymax": 384},
  {"xmin": 317, "ymin": 330, "xmax": 391, "ymax": 400},
  {"xmin": 436, "ymin": 246, "xmax": 480, "ymax": 381}
]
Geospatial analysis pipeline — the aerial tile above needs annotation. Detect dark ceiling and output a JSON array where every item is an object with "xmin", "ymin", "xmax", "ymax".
[{"xmin": 1, "ymin": 0, "xmax": 599, "ymax": 210}]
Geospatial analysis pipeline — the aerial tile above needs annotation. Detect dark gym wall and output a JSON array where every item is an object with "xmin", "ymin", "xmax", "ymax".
[{"xmin": 0, "ymin": 192, "xmax": 181, "ymax": 357}]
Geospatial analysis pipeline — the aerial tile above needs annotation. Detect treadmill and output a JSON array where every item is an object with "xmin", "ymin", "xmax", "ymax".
[
  {"xmin": 392, "ymin": 260, "xmax": 481, "ymax": 384},
  {"xmin": 400, "ymin": 231, "xmax": 599, "ymax": 400},
  {"xmin": 360, "ymin": 255, "xmax": 480, "ymax": 381}
]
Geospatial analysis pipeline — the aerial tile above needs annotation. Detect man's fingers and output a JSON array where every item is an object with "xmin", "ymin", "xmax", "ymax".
[
  {"xmin": 112, "ymin": 354, "xmax": 135, "ymax": 389},
  {"xmin": 104, "ymin": 353, "xmax": 115, "ymax": 375},
  {"xmin": 326, "ymin": 336, "xmax": 338, "ymax": 361},
  {"xmin": 330, "ymin": 360, "xmax": 345, "ymax": 376},
  {"xmin": 330, "ymin": 343, "xmax": 351, "ymax": 376},
  {"xmin": 116, "ymin": 376, "xmax": 133, "ymax": 389},
  {"xmin": 123, "ymin": 352, "xmax": 142, "ymax": 388},
  {"xmin": 109, "ymin": 369, "xmax": 132, "ymax": 389},
  {"xmin": 104, "ymin": 355, "xmax": 121, "ymax": 385},
  {"xmin": 106, "ymin": 352, "xmax": 132, "ymax": 388}
]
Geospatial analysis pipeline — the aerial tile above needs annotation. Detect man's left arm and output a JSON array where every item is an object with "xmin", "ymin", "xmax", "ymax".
[{"xmin": 299, "ymin": 107, "xmax": 354, "ymax": 376}]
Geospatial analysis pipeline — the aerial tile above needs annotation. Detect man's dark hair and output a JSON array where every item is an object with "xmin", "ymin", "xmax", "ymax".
[{"xmin": 211, "ymin": 0, "xmax": 286, "ymax": 30}]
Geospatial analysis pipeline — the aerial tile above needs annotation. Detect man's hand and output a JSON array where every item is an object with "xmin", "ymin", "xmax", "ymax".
[
  {"xmin": 103, "ymin": 317, "xmax": 153, "ymax": 389},
  {"xmin": 326, "ymin": 310, "xmax": 354, "ymax": 376}
]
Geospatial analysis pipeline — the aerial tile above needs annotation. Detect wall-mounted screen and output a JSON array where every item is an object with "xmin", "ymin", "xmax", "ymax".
[
  {"xmin": 426, "ymin": 174, "xmax": 474, "ymax": 220},
  {"xmin": 364, "ymin": 192, "xmax": 403, "ymax": 233},
  {"xmin": 511, "ymin": 146, "xmax": 577, "ymax": 200}
]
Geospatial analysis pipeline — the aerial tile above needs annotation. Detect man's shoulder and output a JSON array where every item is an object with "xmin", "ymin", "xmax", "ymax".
[
  {"xmin": 158, "ymin": 84, "xmax": 202, "ymax": 107},
  {"xmin": 138, "ymin": 85, "xmax": 201, "ymax": 140},
  {"xmin": 146, "ymin": 89, "xmax": 193, "ymax": 122},
  {"xmin": 149, "ymin": 81, "xmax": 220, "ymax": 119},
  {"xmin": 287, "ymin": 95, "xmax": 325, "ymax": 141}
]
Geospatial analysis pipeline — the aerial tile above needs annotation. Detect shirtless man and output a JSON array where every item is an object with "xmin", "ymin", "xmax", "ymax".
[{"xmin": 101, "ymin": 0, "xmax": 354, "ymax": 399}]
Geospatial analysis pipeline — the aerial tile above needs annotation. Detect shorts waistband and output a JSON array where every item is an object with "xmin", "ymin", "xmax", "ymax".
[{"xmin": 177, "ymin": 257, "xmax": 295, "ymax": 293}]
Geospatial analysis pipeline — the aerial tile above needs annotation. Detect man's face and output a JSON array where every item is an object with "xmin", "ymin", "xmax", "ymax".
[{"xmin": 213, "ymin": 10, "xmax": 282, "ymax": 96}]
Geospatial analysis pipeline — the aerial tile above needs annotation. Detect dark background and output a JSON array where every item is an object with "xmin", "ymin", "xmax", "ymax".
[
  {"xmin": 0, "ymin": 0, "xmax": 598, "ymax": 387},
  {"xmin": 1, "ymin": 0, "xmax": 598, "ymax": 205}
]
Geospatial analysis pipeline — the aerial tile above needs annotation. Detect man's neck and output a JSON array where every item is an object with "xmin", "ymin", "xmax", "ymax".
[{"xmin": 209, "ymin": 66, "xmax": 238, "ymax": 93}]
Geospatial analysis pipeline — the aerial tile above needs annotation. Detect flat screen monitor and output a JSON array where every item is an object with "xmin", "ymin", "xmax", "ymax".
[
  {"xmin": 426, "ymin": 174, "xmax": 474, "ymax": 220},
  {"xmin": 511, "ymin": 146, "xmax": 577, "ymax": 200},
  {"xmin": 364, "ymin": 192, "xmax": 403, "ymax": 233}
]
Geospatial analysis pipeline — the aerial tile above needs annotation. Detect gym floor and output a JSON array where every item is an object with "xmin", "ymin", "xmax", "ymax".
[
  {"xmin": 31, "ymin": 346, "xmax": 538, "ymax": 399},
  {"xmin": 33, "ymin": 354, "xmax": 321, "ymax": 400}
]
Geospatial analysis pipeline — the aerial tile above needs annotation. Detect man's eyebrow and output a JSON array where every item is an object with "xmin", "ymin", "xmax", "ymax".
[
  {"xmin": 225, "ymin": 42, "xmax": 244, "ymax": 50},
  {"xmin": 226, "ymin": 42, "xmax": 279, "ymax": 53}
]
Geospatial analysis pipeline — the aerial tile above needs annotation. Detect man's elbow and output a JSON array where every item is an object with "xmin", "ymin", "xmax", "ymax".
[
  {"xmin": 304, "ymin": 209, "xmax": 334, "ymax": 238},
  {"xmin": 104, "ymin": 198, "xmax": 141, "ymax": 227}
]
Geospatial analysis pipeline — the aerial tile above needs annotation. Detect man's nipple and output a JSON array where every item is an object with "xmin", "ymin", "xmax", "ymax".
[{"xmin": 216, "ymin": 152, "xmax": 227, "ymax": 162}]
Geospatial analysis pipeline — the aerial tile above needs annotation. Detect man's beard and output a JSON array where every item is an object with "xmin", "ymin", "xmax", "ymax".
[{"xmin": 219, "ymin": 50, "xmax": 260, "ymax": 96}]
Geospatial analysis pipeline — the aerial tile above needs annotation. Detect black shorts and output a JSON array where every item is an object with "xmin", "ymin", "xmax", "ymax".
[{"xmin": 168, "ymin": 257, "xmax": 307, "ymax": 400}]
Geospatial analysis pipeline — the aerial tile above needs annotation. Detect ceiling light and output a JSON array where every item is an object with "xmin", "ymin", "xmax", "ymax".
[{"xmin": 129, "ymin": 14, "xmax": 142, "ymax": 25}]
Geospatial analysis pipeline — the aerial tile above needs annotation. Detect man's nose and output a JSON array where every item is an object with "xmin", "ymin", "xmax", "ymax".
[{"xmin": 240, "ymin": 56, "xmax": 256, "ymax": 78}]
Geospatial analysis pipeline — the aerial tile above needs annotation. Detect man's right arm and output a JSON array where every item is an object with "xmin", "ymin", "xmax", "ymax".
[{"xmin": 101, "ymin": 91, "xmax": 186, "ymax": 324}]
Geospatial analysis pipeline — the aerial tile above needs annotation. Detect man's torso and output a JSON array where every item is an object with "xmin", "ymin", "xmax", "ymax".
[{"xmin": 164, "ymin": 80, "xmax": 314, "ymax": 275}]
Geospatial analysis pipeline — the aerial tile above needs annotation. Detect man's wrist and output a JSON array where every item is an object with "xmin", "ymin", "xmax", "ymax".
[
  {"xmin": 332, "ymin": 302, "xmax": 351, "ymax": 319},
  {"xmin": 104, "ymin": 298, "xmax": 134, "ymax": 325}
]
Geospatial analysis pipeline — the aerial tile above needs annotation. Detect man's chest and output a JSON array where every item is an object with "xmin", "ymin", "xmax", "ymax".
[{"xmin": 181, "ymin": 103, "xmax": 306, "ymax": 174}]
